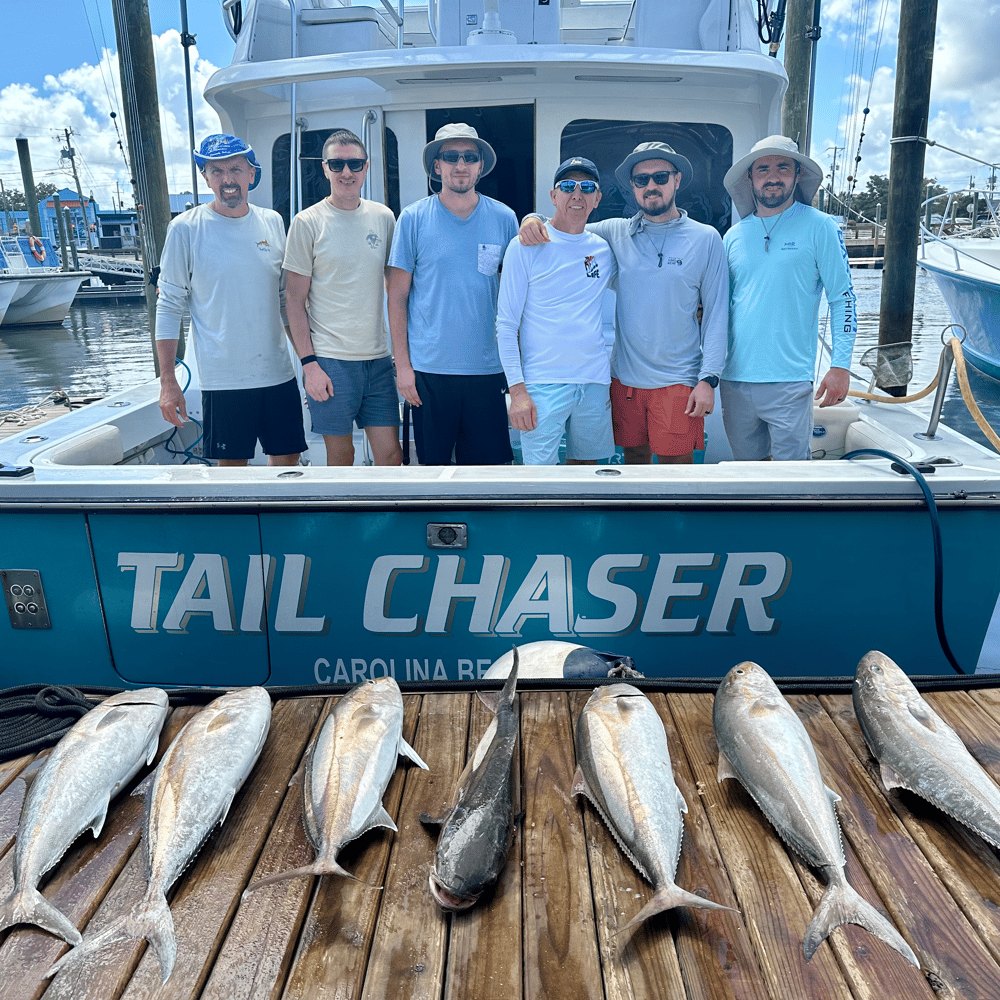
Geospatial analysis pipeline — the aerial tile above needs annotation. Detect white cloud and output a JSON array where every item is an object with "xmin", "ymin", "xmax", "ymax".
[{"xmin": 0, "ymin": 29, "xmax": 221, "ymax": 211}]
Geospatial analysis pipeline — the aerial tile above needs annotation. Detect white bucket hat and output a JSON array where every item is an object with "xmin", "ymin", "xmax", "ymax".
[
  {"xmin": 422, "ymin": 123, "xmax": 497, "ymax": 178},
  {"xmin": 723, "ymin": 135, "xmax": 823, "ymax": 217}
]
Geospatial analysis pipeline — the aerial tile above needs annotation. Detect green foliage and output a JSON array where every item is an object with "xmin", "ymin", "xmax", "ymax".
[{"xmin": 1, "ymin": 183, "xmax": 62, "ymax": 212}]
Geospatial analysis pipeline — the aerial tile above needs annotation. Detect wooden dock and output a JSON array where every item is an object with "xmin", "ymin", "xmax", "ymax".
[{"xmin": 3, "ymin": 685, "xmax": 1000, "ymax": 1000}]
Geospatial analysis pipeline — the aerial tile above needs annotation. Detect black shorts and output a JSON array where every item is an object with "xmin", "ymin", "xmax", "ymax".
[
  {"xmin": 412, "ymin": 371, "xmax": 512, "ymax": 465},
  {"xmin": 202, "ymin": 377, "xmax": 307, "ymax": 461}
]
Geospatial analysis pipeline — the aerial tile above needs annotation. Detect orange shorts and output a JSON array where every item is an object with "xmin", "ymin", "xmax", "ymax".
[{"xmin": 610, "ymin": 379, "xmax": 704, "ymax": 456}]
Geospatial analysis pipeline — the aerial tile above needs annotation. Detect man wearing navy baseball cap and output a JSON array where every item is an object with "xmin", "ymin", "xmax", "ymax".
[
  {"xmin": 155, "ymin": 133, "xmax": 306, "ymax": 467},
  {"xmin": 496, "ymin": 157, "xmax": 617, "ymax": 465}
]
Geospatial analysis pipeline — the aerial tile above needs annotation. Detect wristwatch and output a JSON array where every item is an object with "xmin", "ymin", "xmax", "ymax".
[{"xmin": 700, "ymin": 375, "xmax": 719, "ymax": 389}]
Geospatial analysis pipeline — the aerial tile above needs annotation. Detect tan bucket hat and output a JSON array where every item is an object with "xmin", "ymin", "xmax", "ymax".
[
  {"xmin": 723, "ymin": 135, "xmax": 824, "ymax": 217},
  {"xmin": 614, "ymin": 141, "xmax": 693, "ymax": 193},
  {"xmin": 422, "ymin": 123, "xmax": 497, "ymax": 178}
]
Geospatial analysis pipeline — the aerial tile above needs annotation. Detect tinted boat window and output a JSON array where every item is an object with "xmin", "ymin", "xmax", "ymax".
[{"xmin": 561, "ymin": 120, "xmax": 733, "ymax": 237}]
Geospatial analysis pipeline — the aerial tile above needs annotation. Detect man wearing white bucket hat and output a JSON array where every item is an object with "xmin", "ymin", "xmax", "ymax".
[
  {"xmin": 156, "ymin": 133, "xmax": 305, "ymax": 467},
  {"xmin": 387, "ymin": 123, "xmax": 517, "ymax": 465},
  {"xmin": 720, "ymin": 135, "xmax": 856, "ymax": 461}
]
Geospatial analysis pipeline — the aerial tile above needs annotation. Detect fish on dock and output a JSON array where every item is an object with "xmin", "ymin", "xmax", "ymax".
[
  {"xmin": 245, "ymin": 676, "xmax": 426, "ymax": 892},
  {"xmin": 854, "ymin": 649, "xmax": 1000, "ymax": 849},
  {"xmin": 421, "ymin": 648, "xmax": 520, "ymax": 911},
  {"xmin": 48, "ymin": 686, "xmax": 272, "ymax": 983},
  {"xmin": 572, "ymin": 683, "xmax": 736, "ymax": 938},
  {"xmin": 482, "ymin": 640, "xmax": 639, "ymax": 682},
  {"xmin": 713, "ymin": 661, "xmax": 918, "ymax": 966},
  {"xmin": 0, "ymin": 688, "xmax": 169, "ymax": 946}
]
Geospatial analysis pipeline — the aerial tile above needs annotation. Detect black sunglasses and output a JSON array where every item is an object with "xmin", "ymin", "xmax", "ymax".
[
  {"xmin": 631, "ymin": 170, "xmax": 679, "ymax": 187},
  {"xmin": 555, "ymin": 179, "xmax": 599, "ymax": 194},
  {"xmin": 438, "ymin": 151, "xmax": 482, "ymax": 164},
  {"xmin": 326, "ymin": 158, "xmax": 368, "ymax": 172}
]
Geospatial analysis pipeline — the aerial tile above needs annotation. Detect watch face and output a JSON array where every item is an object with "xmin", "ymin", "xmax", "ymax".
[{"xmin": 703, "ymin": 376, "xmax": 719, "ymax": 389}]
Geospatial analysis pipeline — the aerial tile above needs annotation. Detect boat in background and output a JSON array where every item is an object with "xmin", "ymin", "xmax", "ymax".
[
  {"xmin": 0, "ymin": 237, "xmax": 88, "ymax": 327},
  {"xmin": 918, "ymin": 191, "xmax": 1000, "ymax": 380},
  {"xmin": 2, "ymin": 0, "xmax": 1000, "ymax": 689}
]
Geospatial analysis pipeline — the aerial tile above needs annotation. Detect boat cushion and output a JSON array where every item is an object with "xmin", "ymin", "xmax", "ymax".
[{"xmin": 44, "ymin": 425, "xmax": 125, "ymax": 466}]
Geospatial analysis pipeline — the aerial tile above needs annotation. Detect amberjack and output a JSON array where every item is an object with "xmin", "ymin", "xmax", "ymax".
[
  {"xmin": 245, "ymin": 676, "xmax": 426, "ymax": 892},
  {"xmin": 48, "ymin": 686, "xmax": 272, "ymax": 984},
  {"xmin": 421, "ymin": 648, "xmax": 520, "ymax": 911},
  {"xmin": 573, "ymin": 683, "xmax": 736, "ymax": 938},
  {"xmin": 854, "ymin": 649, "xmax": 1000, "ymax": 849},
  {"xmin": 0, "ymin": 688, "xmax": 169, "ymax": 946},
  {"xmin": 714, "ymin": 661, "xmax": 918, "ymax": 966}
]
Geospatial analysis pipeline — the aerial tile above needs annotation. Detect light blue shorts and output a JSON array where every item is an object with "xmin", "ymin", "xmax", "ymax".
[
  {"xmin": 520, "ymin": 382, "xmax": 614, "ymax": 465},
  {"xmin": 307, "ymin": 356, "xmax": 400, "ymax": 437},
  {"xmin": 720, "ymin": 380, "xmax": 814, "ymax": 461}
]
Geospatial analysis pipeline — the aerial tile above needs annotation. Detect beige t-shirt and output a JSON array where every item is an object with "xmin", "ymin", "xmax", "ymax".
[{"xmin": 283, "ymin": 198, "xmax": 395, "ymax": 360}]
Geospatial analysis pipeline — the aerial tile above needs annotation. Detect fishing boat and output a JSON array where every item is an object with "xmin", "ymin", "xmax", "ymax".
[
  {"xmin": 2, "ymin": 0, "xmax": 1000, "ymax": 688},
  {"xmin": 0, "ymin": 237, "xmax": 88, "ymax": 327},
  {"xmin": 918, "ymin": 190, "xmax": 1000, "ymax": 380}
]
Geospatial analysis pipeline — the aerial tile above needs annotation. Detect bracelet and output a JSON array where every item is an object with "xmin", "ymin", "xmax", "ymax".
[{"xmin": 300, "ymin": 354, "xmax": 319, "ymax": 366}]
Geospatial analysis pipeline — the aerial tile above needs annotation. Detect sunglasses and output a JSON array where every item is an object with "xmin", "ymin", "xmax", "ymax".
[
  {"xmin": 438, "ymin": 150, "xmax": 482, "ymax": 164},
  {"xmin": 555, "ymin": 179, "xmax": 599, "ymax": 194},
  {"xmin": 631, "ymin": 170, "xmax": 679, "ymax": 187},
  {"xmin": 326, "ymin": 158, "xmax": 367, "ymax": 172}
]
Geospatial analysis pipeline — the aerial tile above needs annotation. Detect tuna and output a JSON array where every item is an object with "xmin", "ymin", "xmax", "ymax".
[
  {"xmin": 421, "ymin": 648, "xmax": 520, "ymax": 911},
  {"xmin": 48, "ymin": 686, "xmax": 272, "ymax": 983},
  {"xmin": 714, "ymin": 661, "xmax": 918, "ymax": 966},
  {"xmin": 573, "ymin": 683, "xmax": 736, "ymax": 937},
  {"xmin": 854, "ymin": 649, "xmax": 1000, "ymax": 849},
  {"xmin": 245, "ymin": 676, "xmax": 426, "ymax": 892},
  {"xmin": 0, "ymin": 688, "xmax": 169, "ymax": 946}
]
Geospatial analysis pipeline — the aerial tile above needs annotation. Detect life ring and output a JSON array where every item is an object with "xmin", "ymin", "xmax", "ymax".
[{"xmin": 28, "ymin": 237, "xmax": 46, "ymax": 263}]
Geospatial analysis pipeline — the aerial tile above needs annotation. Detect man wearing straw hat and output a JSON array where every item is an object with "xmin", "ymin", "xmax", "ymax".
[
  {"xmin": 518, "ymin": 141, "xmax": 727, "ymax": 465},
  {"xmin": 156, "ymin": 133, "xmax": 306, "ymax": 467},
  {"xmin": 721, "ymin": 135, "xmax": 856, "ymax": 461},
  {"xmin": 387, "ymin": 123, "xmax": 517, "ymax": 465}
]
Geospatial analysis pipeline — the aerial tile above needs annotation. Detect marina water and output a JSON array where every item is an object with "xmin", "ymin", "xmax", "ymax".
[{"xmin": 2, "ymin": 268, "xmax": 998, "ymax": 452}]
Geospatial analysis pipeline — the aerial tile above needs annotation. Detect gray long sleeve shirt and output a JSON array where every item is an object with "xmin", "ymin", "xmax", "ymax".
[{"xmin": 588, "ymin": 210, "xmax": 729, "ymax": 389}]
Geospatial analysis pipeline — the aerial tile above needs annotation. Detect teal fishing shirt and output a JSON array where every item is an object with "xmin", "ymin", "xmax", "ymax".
[{"xmin": 723, "ymin": 201, "xmax": 856, "ymax": 383}]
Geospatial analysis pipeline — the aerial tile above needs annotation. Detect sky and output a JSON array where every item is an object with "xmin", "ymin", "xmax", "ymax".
[{"xmin": 1, "ymin": 0, "xmax": 997, "ymax": 214}]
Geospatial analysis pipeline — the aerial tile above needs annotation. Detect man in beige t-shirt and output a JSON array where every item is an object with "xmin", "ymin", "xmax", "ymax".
[{"xmin": 284, "ymin": 129, "xmax": 401, "ymax": 465}]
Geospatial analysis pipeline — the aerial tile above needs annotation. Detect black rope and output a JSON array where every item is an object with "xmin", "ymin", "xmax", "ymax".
[{"xmin": 0, "ymin": 685, "xmax": 94, "ymax": 763}]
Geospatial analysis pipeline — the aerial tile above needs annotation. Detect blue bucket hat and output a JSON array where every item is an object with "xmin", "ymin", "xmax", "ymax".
[{"xmin": 193, "ymin": 134, "xmax": 262, "ymax": 191}]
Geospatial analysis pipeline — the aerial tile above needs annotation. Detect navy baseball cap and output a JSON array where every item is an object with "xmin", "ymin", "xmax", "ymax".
[{"xmin": 553, "ymin": 157, "xmax": 600, "ymax": 186}]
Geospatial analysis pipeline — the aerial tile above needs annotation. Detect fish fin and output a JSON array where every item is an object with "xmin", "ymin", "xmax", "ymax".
[
  {"xmin": 244, "ymin": 858, "xmax": 358, "ymax": 895},
  {"xmin": 88, "ymin": 801, "xmax": 109, "ymax": 838},
  {"xmin": 206, "ymin": 708, "xmax": 242, "ymax": 733},
  {"xmin": 398, "ymin": 736, "xmax": 429, "ymax": 770},
  {"xmin": 716, "ymin": 751, "xmax": 740, "ymax": 784},
  {"xmin": 879, "ymin": 763, "xmax": 907, "ymax": 792},
  {"xmin": 287, "ymin": 761, "xmax": 305, "ymax": 787},
  {"xmin": 419, "ymin": 811, "xmax": 443, "ymax": 831},
  {"xmin": 130, "ymin": 771, "xmax": 156, "ymax": 799},
  {"xmin": 95, "ymin": 706, "xmax": 131, "ymax": 730},
  {"xmin": 619, "ymin": 884, "xmax": 738, "ymax": 940},
  {"xmin": 571, "ymin": 764, "xmax": 590, "ymax": 799},
  {"xmin": 366, "ymin": 805, "xmax": 398, "ymax": 833},
  {"xmin": 748, "ymin": 698, "xmax": 783, "ymax": 718},
  {"xmin": 48, "ymin": 890, "xmax": 177, "ymax": 984},
  {"xmin": 677, "ymin": 788, "xmax": 689, "ymax": 815},
  {"xmin": 479, "ymin": 646, "xmax": 520, "ymax": 713},
  {"xmin": 0, "ymin": 886, "xmax": 83, "ymax": 946},
  {"xmin": 825, "ymin": 786, "xmax": 842, "ymax": 808},
  {"xmin": 803, "ymin": 879, "xmax": 918, "ymax": 967},
  {"xmin": 477, "ymin": 690, "xmax": 500, "ymax": 713},
  {"xmin": 144, "ymin": 733, "xmax": 161, "ymax": 766}
]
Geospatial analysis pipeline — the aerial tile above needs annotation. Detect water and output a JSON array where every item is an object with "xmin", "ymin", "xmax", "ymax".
[{"xmin": 2, "ymin": 272, "xmax": 999, "ymax": 450}]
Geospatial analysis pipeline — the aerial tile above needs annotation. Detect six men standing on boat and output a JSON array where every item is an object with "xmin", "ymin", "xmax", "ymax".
[{"xmin": 156, "ymin": 129, "xmax": 855, "ymax": 467}]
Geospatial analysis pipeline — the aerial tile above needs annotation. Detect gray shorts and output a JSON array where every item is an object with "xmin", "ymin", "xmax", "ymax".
[
  {"xmin": 720, "ymin": 380, "xmax": 814, "ymax": 461},
  {"xmin": 307, "ymin": 356, "xmax": 400, "ymax": 437}
]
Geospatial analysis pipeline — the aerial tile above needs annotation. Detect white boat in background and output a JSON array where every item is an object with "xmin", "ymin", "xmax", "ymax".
[
  {"xmin": 919, "ymin": 193, "xmax": 1000, "ymax": 381},
  {"xmin": 0, "ymin": 237, "xmax": 88, "ymax": 327}
]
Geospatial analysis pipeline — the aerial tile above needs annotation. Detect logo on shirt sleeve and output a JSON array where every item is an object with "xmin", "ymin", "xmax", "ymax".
[{"xmin": 584, "ymin": 255, "xmax": 600, "ymax": 278}]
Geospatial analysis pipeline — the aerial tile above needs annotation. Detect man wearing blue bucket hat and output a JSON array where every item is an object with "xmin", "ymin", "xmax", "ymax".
[{"xmin": 155, "ymin": 133, "xmax": 306, "ymax": 466}]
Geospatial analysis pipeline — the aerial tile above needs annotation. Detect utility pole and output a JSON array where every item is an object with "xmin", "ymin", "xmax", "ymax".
[
  {"xmin": 180, "ymin": 0, "xmax": 200, "ymax": 205},
  {"xmin": 782, "ymin": 0, "xmax": 822, "ymax": 155},
  {"xmin": 826, "ymin": 145, "xmax": 843, "ymax": 210},
  {"xmin": 62, "ymin": 129, "xmax": 96, "ymax": 250},
  {"xmin": 15, "ymin": 135, "xmax": 42, "ymax": 237},
  {"xmin": 877, "ymin": 0, "xmax": 938, "ymax": 392}
]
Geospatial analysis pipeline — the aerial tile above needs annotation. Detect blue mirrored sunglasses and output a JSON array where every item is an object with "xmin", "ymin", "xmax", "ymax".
[{"xmin": 556, "ymin": 179, "xmax": 599, "ymax": 194}]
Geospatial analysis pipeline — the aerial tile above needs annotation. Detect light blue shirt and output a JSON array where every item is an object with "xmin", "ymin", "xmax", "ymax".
[
  {"xmin": 723, "ymin": 201, "xmax": 856, "ymax": 382},
  {"xmin": 389, "ymin": 194, "xmax": 517, "ymax": 375}
]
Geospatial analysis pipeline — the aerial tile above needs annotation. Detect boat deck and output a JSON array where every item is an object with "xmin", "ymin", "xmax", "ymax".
[{"xmin": 3, "ymin": 685, "xmax": 1000, "ymax": 1000}]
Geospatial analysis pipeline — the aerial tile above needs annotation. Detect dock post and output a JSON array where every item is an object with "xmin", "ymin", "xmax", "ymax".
[
  {"xmin": 52, "ymin": 195, "xmax": 71, "ymax": 272},
  {"xmin": 15, "ymin": 135, "xmax": 42, "ymax": 238},
  {"xmin": 782, "ymin": 0, "xmax": 822, "ymax": 156}
]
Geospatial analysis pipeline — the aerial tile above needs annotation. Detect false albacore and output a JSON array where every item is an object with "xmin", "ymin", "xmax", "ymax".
[
  {"xmin": 48, "ymin": 686, "xmax": 272, "ymax": 984},
  {"xmin": 421, "ymin": 647, "xmax": 520, "ymax": 911},
  {"xmin": 714, "ymin": 661, "xmax": 918, "ymax": 966},
  {"xmin": 245, "ymin": 676, "xmax": 426, "ymax": 893},
  {"xmin": 854, "ymin": 649, "xmax": 1000, "ymax": 849},
  {"xmin": 573, "ymin": 683, "xmax": 736, "ymax": 937},
  {"xmin": 0, "ymin": 688, "xmax": 169, "ymax": 946}
]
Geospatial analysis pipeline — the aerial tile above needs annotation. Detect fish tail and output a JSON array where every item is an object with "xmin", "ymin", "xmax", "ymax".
[
  {"xmin": 620, "ymin": 884, "xmax": 738, "ymax": 937},
  {"xmin": 243, "ymin": 858, "xmax": 359, "ymax": 895},
  {"xmin": 46, "ymin": 890, "xmax": 177, "ymax": 983},
  {"xmin": 0, "ymin": 887, "xmax": 82, "ymax": 946},
  {"xmin": 804, "ymin": 881, "xmax": 918, "ymax": 967}
]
